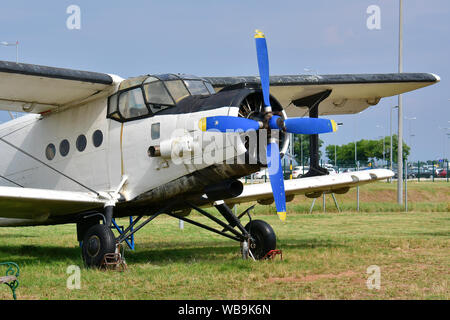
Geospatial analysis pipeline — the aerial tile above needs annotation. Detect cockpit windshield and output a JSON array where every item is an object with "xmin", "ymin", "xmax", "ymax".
[
  {"xmin": 143, "ymin": 77, "xmax": 174, "ymax": 114},
  {"xmin": 164, "ymin": 80, "xmax": 190, "ymax": 103},
  {"xmin": 108, "ymin": 74, "xmax": 215, "ymax": 122},
  {"xmin": 118, "ymin": 87, "xmax": 148, "ymax": 119}
]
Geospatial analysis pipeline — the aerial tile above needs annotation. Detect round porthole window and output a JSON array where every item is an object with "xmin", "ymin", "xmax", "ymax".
[
  {"xmin": 59, "ymin": 139, "xmax": 70, "ymax": 157},
  {"xmin": 45, "ymin": 143, "xmax": 56, "ymax": 161},
  {"xmin": 76, "ymin": 134, "xmax": 87, "ymax": 152},
  {"xmin": 92, "ymin": 130, "xmax": 103, "ymax": 148}
]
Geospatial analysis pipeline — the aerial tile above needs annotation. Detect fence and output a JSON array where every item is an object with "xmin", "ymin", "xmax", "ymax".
[{"xmin": 245, "ymin": 160, "xmax": 449, "ymax": 183}]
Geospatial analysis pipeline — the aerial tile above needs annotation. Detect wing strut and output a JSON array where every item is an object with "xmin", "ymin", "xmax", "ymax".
[
  {"xmin": 0, "ymin": 137, "xmax": 101, "ymax": 196},
  {"xmin": 0, "ymin": 175, "xmax": 23, "ymax": 187},
  {"xmin": 292, "ymin": 89, "xmax": 332, "ymax": 178}
]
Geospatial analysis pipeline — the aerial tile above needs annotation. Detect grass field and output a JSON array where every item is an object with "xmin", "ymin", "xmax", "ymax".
[{"xmin": 0, "ymin": 181, "xmax": 448, "ymax": 300}]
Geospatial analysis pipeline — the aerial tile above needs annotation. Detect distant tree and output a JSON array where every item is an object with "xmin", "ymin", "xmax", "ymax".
[
  {"xmin": 292, "ymin": 134, "xmax": 323, "ymax": 165},
  {"xmin": 326, "ymin": 135, "xmax": 410, "ymax": 165}
]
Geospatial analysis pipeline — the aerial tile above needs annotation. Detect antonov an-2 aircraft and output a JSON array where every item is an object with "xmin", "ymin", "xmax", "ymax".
[{"xmin": 0, "ymin": 31, "xmax": 439, "ymax": 267}]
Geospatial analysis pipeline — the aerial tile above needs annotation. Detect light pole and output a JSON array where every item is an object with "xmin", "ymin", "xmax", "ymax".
[
  {"xmin": 377, "ymin": 125, "xmax": 386, "ymax": 167},
  {"xmin": 447, "ymin": 133, "xmax": 450, "ymax": 164},
  {"xmin": 390, "ymin": 106, "xmax": 398, "ymax": 172},
  {"xmin": 378, "ymin": 135, "xmax": 386, "ymax": 167},
  {"xmin": 354, "ymin": 122, "xmax": 358, "ymax": 168},
  {"xmin": 335, "ymin": 144, "xmax": 337, "ymax": 167},
  {"xmin": 397, "ymin": 0, "xmax": 404, "ymax": 205},
  {"xmin": 438, "ymin": 126, "xmax": 450, "ymax": 161},
  {"xmin": 0, "ymin": 41, "xmax": 19, "ymax": 63},
  {"xmin": 404, "ymin": 116, "xmax": 416, "ymax": 160},
  {"xmin": 300, "ymin": 134, "xmax": 303, "ymax": 169},
  {"xmin": 334, "ymin": 122, "xmax": 344, "ymax": 168}
]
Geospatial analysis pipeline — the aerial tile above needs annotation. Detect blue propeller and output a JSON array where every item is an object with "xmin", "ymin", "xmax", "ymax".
[
  {"xmin": 199, "ymin": 30, "xmax": 338, "ymax": 221},
  {"xmin": 255, "ymin": 30, "xmax": 272, "ymax": 112},
  {"xmin": 266, "ymin": 139, "xmax": 286, "ymax": 221}
]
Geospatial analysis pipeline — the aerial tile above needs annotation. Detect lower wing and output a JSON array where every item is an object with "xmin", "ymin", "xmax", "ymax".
[
  {"xmin": 226, "ymin": 169, "xmax": 393, "ymax": 206},
  {"xmin": 0, "ymin": 186, "xmax": 106, "ymax": 226}
]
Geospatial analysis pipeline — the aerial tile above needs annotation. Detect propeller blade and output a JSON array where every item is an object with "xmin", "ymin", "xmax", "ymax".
[
  {"xmin": 199, "ymin": 116, "xmax": 260, "ymax": 132},
  {"xmin": 269, "ymin": 115, "xmax": 338, "ymax": 135},
  {"xmin": 266, "ymin": 141, "xmax": 287, "ymax": 221},
  {"xmin": 254, "ymin": 30, "xmax": 271, "ymax": 111},
  {"xmin": 284, "ymin": 118, "xmax": 337, "ymax": 135}
]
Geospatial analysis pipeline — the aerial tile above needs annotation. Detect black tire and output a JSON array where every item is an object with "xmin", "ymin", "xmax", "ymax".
[
  {"xmin": 82, "ymin": 224, "xmax": 116, "ymax": 268},
  {"xmin": 245, "ymin": 220, "xmax": 276, "ymax": 260}
]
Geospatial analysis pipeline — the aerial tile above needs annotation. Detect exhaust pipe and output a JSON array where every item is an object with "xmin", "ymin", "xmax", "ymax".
[{"xmin": 204, "ymin": 179, "xmax": 243, "ymax": 201}]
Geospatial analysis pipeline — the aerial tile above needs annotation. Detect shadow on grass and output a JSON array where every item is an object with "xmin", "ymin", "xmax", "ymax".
[
  {"xmin": 0, "ymin": 233, "xmax": 38, "ymax": 239},
  {"xmin": 0, "ymin": 238, "xmax": 343, "ymax": 267},
  {"xmin": 127, "ymin": 245, "xmax": 238, "ymax": 265},
  {"xmin": 0, "ymin": 245, "xmax": 82, "ymax": 266},
  {"xmin": 279, "ymin": 238, "xmax": 345, "ymax": 250},
  {"xmin": 415, "ymin": 231, "xmax": 450, "ymax": 237}
]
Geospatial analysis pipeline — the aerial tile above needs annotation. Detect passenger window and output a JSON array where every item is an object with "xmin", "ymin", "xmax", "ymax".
[
  {"xmin": 45, "ymin": 143, "xmax": 56, "ymax": 161},
  {"xmin": 165, "ymin": 80, "xmax": 190, "ymax": 103},
  {"xmin": 76, "ymin": 135, "xmax": 87, "ymax": 152},
  {"xmin": 118, "ymin": 88, "xmax": 149, "ymax": 119},
  {"xmin": 59, "ymin": 139, "xmax": 70, "ymax": 157},
  {"xmin": 93, "ymin": 130, "xmax": 103, "ymax": 148}
]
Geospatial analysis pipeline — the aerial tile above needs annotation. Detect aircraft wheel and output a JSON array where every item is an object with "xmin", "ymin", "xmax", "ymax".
[
  {"xmin": 245, "ymin": 220, "xmax": 276, "ymax": 260},
  {"xmin": 82, "ymin": 224, "xmax": 116, "ymax": 268}
]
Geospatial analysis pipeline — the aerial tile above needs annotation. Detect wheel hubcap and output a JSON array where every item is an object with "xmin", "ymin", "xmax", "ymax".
[{"xmin": 87, "ymin": 235, "xmax": 101, "ymax": 257}]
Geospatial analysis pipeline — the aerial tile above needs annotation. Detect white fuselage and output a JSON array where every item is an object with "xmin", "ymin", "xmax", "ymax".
[{"xmin": 0, "ymin": 96, "xmax": 248, "ymax": 207}]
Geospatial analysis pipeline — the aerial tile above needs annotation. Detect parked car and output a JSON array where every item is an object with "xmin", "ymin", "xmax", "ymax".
[
  {"xmin": 416, "ymin": 168, "xmax": 432, "ymax": 178},
  {"xmin": 253, "ymin": 169, "xmax": 268, "ymax": 179},
  {"xmin": 438, "ymin": 169, "xmax": 448, "ymax": 177},
  {"xmin": 393, "ymin": 171, "xmax": 416, "ymax": 179},
  {"xmin": 292, "ymin": 166, "xmax": 309, "ymax": 178}
]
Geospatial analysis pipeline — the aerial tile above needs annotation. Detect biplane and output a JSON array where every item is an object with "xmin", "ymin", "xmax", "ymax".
[{"xmin": 0, "ymin": 31, "xmax": 439, "ymax": 267}]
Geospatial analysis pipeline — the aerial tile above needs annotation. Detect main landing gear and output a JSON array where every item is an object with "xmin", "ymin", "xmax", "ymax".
[
  {"xmin": 77, "ymin": 201, "xmax": 277, "ymax": 268},
  {"xmin": 82, "ymin": 224, "xmax": 116, "ymax": 268}
]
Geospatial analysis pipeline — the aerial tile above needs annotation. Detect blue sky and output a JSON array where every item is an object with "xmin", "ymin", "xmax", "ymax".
[{"xmin": 0, "ymin": 0, "xmax": 448, "ymax": 162}]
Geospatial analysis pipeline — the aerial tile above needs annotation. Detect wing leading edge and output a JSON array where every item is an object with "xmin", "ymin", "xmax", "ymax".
[
  {"xmin": 0, "ymin": 60, "xmax": 118, "ymax": 114},
  {"xmin": 0, "ymin": 186, "xmax": 106, "ymax": 226}
]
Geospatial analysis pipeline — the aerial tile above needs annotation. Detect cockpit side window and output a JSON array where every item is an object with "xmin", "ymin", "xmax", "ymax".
[
  {"xmin": 107, "ymin": 93, "xmax": 121, "ymax": 120},
  {"xmin": 164, "ymin": 80, "xmax": 190, "ymax": 103},
  {"xmin": 204, "ymin": 81, "xmax": 216, "ymax": 94},
  {"xmin": 118, "ymin": 87, "xmax": 149, "ymax": 119},
  {"xmin": 184, "ymin": 80, "xmax": 210, "ymax": 96}
]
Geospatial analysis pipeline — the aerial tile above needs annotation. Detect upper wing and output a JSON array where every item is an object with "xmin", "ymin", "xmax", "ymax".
[
  {"xmin": 205, "ymin": 73, "xmax": 440, "ymax": 116},
  {"xmin": 0, "ymin": 60, "xmax": 118, "ymax": 114},
  {"xmin": 0, "ymin": 186, "xmax": 106, "ymax": 226},
  {"xmin": 226, "ymin": 169, "xmax": 393, "ymax": 206}
]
